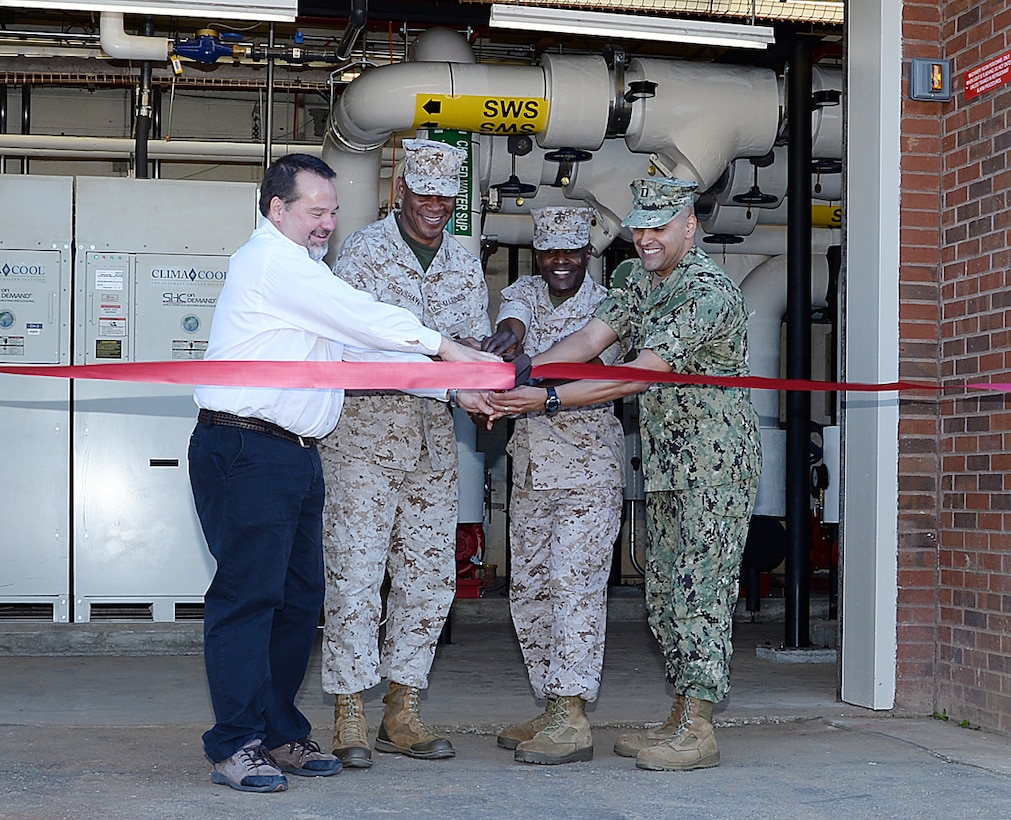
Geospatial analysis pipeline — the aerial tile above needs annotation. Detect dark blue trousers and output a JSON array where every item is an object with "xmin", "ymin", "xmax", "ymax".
[{"xmin": 188, "ymin": 421, "xmax": 325, "ymax": 763}]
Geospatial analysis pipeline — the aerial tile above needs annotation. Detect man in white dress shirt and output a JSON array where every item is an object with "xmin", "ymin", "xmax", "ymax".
[{"xmin": 188, "ymin": 153, "xmax": 497, "ymax": 793}]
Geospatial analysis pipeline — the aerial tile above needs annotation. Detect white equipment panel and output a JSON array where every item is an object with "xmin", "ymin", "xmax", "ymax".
[
  {"xmin": 73, "ymin": 177, "xmax": 257, "ymax": 622},
  {"xmin": 0, "ymin": 175, "xmax": 73, "ymax": 623}
]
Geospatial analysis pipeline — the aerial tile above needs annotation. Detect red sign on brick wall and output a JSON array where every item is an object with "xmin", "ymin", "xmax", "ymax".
[{"xmin": 964, "ymin": 50, "xmax": 1011, "ymax": 100}]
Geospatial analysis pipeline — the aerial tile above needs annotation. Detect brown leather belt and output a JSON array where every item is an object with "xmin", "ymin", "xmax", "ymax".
[{"xmin": 197, "ymin": 409, "xmax": 318, "ymax": 448}]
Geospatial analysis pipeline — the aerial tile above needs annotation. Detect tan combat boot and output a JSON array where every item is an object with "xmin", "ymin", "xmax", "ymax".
[
  {"xmin": 613, "ymin": 695, "xmax": 685, "ymax": 757},
  {"xmin": 375, "ymin": 682, "xmax": 455, "ymax": 760},
  {"xmin": 496, "ymin": 697, "xmax": 557, "ymax": 750},
  {"xmin": 513, "ymin": 695, "xmax": 593, "ymax": 765},
  {"xmin": 635, "ymin": 696, "xmax": 720, "ymax": 771},
  {"xmin": 332, "ymin": 692, "xmax": 373, "ymax": 769}
]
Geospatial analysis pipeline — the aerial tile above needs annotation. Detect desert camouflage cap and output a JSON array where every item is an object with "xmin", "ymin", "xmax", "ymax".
[
  {"xmin": 531, "ymin": 205, "xmax": 593, "ymax": 251},
  {"xmin": 401, "ymin": 138, "xmax": 466, "ymax": 197},
  {"xmin": 621, "ymin": 177, "xmax": 698, "ymax": 229}
]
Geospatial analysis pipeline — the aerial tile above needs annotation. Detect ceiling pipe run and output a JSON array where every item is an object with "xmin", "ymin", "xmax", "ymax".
[
  {"xmin": 323, "ymin": 26, "xmax": 780, "ymax": 248},
  {"xmin": 0, "ymin": 133, "xmax": 321, "ymax": 161}
]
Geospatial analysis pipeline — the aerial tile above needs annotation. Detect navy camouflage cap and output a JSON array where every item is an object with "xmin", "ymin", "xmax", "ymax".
[
  {"xmin": 531, "ymin": 206, "xmax": 593, "ymax": 251},
  {"xmin": 402, "ymin": 138, "xmax": 466, "ymax": 197},
  {"xmin": 621, "ymin": 177, "xmax": 698, "ymax": 229}
]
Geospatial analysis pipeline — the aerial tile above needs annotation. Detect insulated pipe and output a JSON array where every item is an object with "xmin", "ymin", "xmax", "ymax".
[
  {"xmin": 712, "ymin": 147, "xmax": 788, "ymax": 209},
  {"xmin": 696, "ymin": 199, "xmax": 759, "ymax": 237},
  {"xmin": 564, "ymin": 138, "xmax": 656, "ymax": 251},
  {"xmin": 0, "ymin": 133, "xmax": 322, "ymax": 160},
  {"xmin": 812, "ymin": 65, "xmax": 843, "ymax": 159},
  {"xmin": 329, "ymin": 61, "xmax": 552, "ymax": 152},
  {"xmin": 409, "ymin": 26, "xmax": 477, "ymax": 63},
  {"xmin": 740, "ymin": 251, "xmax": 829, "ymax": 527},
  {"xmin": 624, "ymin": 58, "xmax": 780, "ymax": 190},
  {"xmin": 740, "ymin": 254, "xmax": 830, "ymax": 426},
  {"xmin": 702, "ymin": 225, "xmax": 839, "ymax": 257},
  {"xmin": 323, "ymin": 28, "xmax": 614, "ymax": 244},
  {"xmin": 99, "ymin": 13, "xmax": 169, "ymax": 62}
]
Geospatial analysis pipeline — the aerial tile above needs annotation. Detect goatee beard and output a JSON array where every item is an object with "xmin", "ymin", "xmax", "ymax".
[{"xmin": 308, "ymin": 239, "xmax": 329, "ymax": 262}]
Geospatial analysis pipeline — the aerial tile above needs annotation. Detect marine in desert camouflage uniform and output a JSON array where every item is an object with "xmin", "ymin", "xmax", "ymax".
[
  {"xmin": 486, "ymin": 178, "xmax": 761, "ymax": 773},
  {"xmin": 320, "ymin": 139, "xmax": 491, "ymax": 767},
  {"xmin": 483, "ymin": 207, "xmax": 627, "ymax": 766}
]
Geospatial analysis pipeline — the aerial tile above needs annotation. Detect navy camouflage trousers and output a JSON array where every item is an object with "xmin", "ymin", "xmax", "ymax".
[{"xmin": 644, "ymin": 478, "xmax": 758, "ymax": 703}]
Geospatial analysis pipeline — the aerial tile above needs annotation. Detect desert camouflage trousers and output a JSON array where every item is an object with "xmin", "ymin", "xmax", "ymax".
[
  {"xmin": 509, "ymin": 485, "xmax": 623, "ymax": 702},
  {"xmin": 319, "ymin": 447, "xmax": 457, "ymax": 694},
  {"xmin": 644, "ymin": 478, "xmax": 758, "ymax": 703}
]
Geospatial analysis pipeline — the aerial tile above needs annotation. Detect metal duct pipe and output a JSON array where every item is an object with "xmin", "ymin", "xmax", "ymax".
[{"xmin": 100, "ymin": 13, "xmax": 169, "ymax": 62}]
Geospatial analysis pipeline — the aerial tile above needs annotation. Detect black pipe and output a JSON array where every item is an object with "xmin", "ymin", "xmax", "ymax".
[
  {"xmin": 20, "ymin": 82, "xmax": 29, "ymax": 174},
  {"xmin": 151, "ymin": 86, "xmax": 161, "ymax": 179},
  {"xmin": 264, "ymin": 24, "xmax": 275, "ymax": 171},
  {"xmin": 135, "ymin": 17, "xmax": 154, "ymax": 179},
  {"xmin": 335, "ymin": 0, "xmax": 369, "ymax": 61},
  {"xmin": 785, "ymin": 35, "xmax": 814, "ymax": 648},
  {"xmin": 0, "ymin": 85, "xmax": 6, "ymax": 174}
]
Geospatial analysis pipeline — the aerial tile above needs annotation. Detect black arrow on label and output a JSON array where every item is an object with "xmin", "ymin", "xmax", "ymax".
[
  {"xmin": 423, "ymin": 99, "xmax": 442, "ymax": 114},
  {"xmin": 419, "ymin": 121, "xmax": 438, "ymax": 128}
]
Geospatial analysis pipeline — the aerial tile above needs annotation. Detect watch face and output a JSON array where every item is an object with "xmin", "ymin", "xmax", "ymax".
[{"xmin": 545, "ymin": 389, "xmax": 561, "ymax": 414}]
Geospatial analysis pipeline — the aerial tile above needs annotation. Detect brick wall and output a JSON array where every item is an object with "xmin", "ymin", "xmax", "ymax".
[
  {"xmin": 895, "ymin": 0, "xmax": 945, "ymax": 714},
  {"xmin": 899, "ymin": 0, "xmax": 1011, "ymax": 731}
]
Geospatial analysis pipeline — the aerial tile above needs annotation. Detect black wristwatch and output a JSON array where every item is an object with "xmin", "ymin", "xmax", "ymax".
[{"xmin": 544, "ymin": 386, "xmax": 562, "ymax": 416}]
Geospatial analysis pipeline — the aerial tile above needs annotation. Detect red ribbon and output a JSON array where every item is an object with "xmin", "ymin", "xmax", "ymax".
[{"xmin": 0, "ymin": 359, "xmax": 1002, "ymax": 393}]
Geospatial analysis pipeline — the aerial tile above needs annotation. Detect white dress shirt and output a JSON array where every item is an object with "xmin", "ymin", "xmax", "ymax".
[{"xmin": 194, "ymin": 218, "xmax": 443, "ymax": 439}]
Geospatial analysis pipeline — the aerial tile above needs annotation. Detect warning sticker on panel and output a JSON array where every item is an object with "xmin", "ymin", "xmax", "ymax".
[
  {"xmin": 99, "ymin": 317, "xmax": 127, "ymax": 337},
  {"xmin": 172, "ymin": 340, "xmax": 209, "ymax": 359}
]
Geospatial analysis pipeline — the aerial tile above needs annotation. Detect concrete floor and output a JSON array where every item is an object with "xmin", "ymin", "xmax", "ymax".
[{"xmin": 1, "ymin": 596, "xmax": 1010, "ymax": 819}]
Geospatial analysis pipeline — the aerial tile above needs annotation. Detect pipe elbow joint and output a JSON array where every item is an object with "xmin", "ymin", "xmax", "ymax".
[{"xmin": 99, "ymin": 13, "xmax": 170, "ymax": 62}]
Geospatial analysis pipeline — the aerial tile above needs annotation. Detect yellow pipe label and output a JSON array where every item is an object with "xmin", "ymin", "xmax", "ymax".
[
  {"xmin": 812, "ymin": 204, "xmax": 842, "ymax": 227},
  {"xmin": 412, "ymin": 94, "xmax": 549, "ymax": 134}
]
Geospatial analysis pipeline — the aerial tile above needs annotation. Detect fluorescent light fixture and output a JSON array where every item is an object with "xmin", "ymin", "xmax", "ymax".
[
  {"xmin": 489, "ymin": 4, "xmax": 776, "ymax": 50},
  {"xmin": 0, "ymin": 0, "xmax": 297, "ymax": 22}
]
